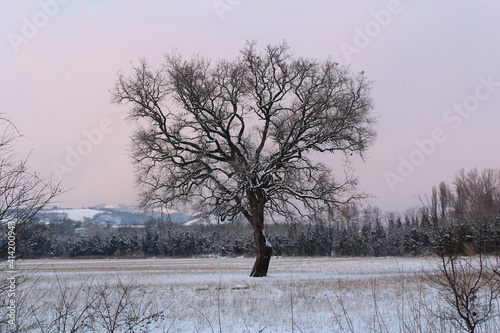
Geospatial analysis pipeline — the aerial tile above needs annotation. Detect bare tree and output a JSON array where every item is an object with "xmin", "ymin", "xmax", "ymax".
[
  {"xmin": 453, "ymin": 168, "xmax": 500, "ymax": 253},
  {"xmin": 421, "ymin": 168, "xmax": 500, "ymax": 255},
  {"xmin": 0, "ymin": 115, "xmax": 62, "ymax": 255},
  {"xmin": 111, "ymin": 41, "xmax": 376, "ymax": 276},
  {"xmin": 0, "ymin": 115, "xmax": 61, "ymax": 330}
]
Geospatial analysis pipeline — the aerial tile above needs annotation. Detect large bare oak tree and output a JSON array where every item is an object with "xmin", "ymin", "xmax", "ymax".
[{"xmin": 112, "ymin": 42, "xmax": 376, "ymax": 276}]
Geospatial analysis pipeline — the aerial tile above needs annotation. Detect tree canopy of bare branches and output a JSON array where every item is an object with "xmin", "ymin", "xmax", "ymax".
[{"xmin": 111, "ymin": 41, "xmax": 376, "ymax": 276}]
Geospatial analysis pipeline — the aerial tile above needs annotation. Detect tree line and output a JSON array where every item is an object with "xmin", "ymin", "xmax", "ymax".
[{"xmin": 14, "ymin": 168, "xmax": 498, "ymax": 259}]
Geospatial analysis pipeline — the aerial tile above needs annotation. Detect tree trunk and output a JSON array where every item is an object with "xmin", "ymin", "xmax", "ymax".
[
  {"xmin": 247, "ymin": 189, "xmax": 272, "ymax": 277},
  {"xmin": 250, "ymin": 224, "xmax": 272, "ymax": 277}
]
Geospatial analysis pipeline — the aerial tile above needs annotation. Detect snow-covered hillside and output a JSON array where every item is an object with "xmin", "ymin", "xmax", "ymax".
[
  {"xmin": 37, "ymin": 204, "xmax": 198, "ymax": 225},
  {"xmin": 48, "ymin": 208, "xmax": 105, "ymax": 221}
]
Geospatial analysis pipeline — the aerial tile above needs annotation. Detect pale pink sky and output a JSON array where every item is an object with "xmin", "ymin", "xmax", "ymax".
[{"xmin": 2, "ymin": 1, "xmax": 500, "ymax": 211}]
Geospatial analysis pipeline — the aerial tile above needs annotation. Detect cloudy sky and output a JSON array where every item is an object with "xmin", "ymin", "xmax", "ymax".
[{"xmin": 1, "ymin": 0, "xmax": 499, "ymax": 212}]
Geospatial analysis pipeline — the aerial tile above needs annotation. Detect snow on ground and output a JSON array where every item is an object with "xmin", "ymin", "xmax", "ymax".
[{"xmin": 12, "ymin": 257, "xmax": 500, "ymax": 332}]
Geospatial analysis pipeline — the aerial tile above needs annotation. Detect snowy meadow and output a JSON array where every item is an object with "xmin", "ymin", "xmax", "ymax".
[{"xmin": 6, "ymin": 257, "xmax": 500, "ymax": 332}]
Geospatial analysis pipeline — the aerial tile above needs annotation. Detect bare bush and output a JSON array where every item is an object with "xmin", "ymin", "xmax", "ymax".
[
  {"xmin": 90, "ymin": 276, "xmax": 166, "ymax": 333},
  {"xmin": 7, "ymin": 274, "xmax": 167, "ymax": 333},
  {"xmin": 37, "ymin": 275, "xmax": 97, "ymax": 333},
  {"xmin": 425, "ymin": 255, "xmax": 500, "ymax": 333}
]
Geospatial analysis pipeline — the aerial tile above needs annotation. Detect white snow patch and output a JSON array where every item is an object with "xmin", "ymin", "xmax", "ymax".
[
  {"xmin": 50, "ymin": 208, "xmax": 105, "ymax": 221},
  {"xmin": 183, "ymin": 214, "xmax": 223, "ymax": 226},
  {"xmin": 102, "ymin": 204, "xmax": 119, "ymax": 209},
  {"xmin": 152, "ymin": 207, "xmax": 180, "ymax": 214}
]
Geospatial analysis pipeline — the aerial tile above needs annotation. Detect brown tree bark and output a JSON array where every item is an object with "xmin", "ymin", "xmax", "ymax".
[
  {"xmin": 248, "ymin": 191, "xmax": 272, "ymax": 277},
  {"xmin": 250, "ymin": 224, "xmax": 272, "ymax": 277}
]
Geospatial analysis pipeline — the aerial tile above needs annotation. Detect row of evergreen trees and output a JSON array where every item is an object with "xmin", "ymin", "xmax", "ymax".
[
  {"xmin": 16, "ymin": 217, "xmax": 429, "ymax": 259},
  {"xmin": 17, "ymin": 168, "xmax": 500, "ymax": 259},
  {"xmin": 20, "ymin": 209, "xmax": 497, "ymax": 259}
]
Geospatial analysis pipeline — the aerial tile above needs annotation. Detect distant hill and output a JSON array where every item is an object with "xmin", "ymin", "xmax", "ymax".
[{"xmin": 36, "ymin": 204, "xmax": 197, "ymax": 226}]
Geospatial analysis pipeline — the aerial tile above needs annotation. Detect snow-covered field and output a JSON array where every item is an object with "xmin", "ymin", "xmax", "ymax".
[{"xmin": 9, "ymin": 257, "xmax": 499, "ymax": 332}]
